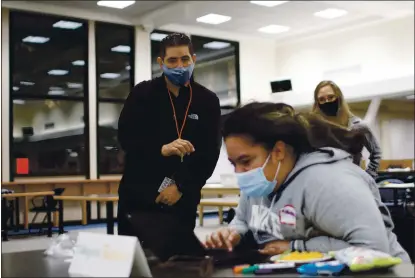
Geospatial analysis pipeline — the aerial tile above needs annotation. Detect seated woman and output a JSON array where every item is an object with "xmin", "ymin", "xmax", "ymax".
[{"xmin": 205, "ymin": 102, "xmax": 410, "ymax": 262}]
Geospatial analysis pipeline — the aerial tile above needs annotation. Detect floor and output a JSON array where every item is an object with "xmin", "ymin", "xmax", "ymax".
[{"xmin": 1, "ymin": 216, "xmax": 223, "ymax": 254}]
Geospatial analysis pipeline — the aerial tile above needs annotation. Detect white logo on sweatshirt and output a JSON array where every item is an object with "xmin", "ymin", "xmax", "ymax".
[
  {"xmin": 188, "ymin": 114, "xmax": 199, "ymax": 120},
  {"xmin": 250, "ymin": 205, "xmax": 283, "ymax": 240}
]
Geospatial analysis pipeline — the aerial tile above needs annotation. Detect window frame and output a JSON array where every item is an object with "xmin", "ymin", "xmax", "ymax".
[
  {"xmin": 189, "ymin": 34, "xmax": 241, "ymax": 108},
  {"xmin": 95, "ymin": 21, "xmax": 135, "ymax": 177},
  {"xmin": 9, "ymin": 10, "xmax": 90, "ymax": 179}
]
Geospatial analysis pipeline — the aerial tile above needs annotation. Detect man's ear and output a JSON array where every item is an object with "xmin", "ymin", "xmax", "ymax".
[
  {"xmin": 157, "ymin": 57, "xmax": 163, "ymax": 68},
  {"xmin": 192, "ymin": 54, "xmax": 197, "ymax": 63}
]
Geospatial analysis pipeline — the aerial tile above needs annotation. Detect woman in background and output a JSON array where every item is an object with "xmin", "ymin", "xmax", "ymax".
[
  {"xmin": 205, "ymin": 102, "xmax": 409, "ymax": 262},
  {"xmin": 312, "ymin": 80, "xmax": 381, "ymax": 178}
]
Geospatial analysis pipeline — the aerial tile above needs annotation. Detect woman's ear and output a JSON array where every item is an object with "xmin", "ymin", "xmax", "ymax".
[{"xmin": 271, "ymin": 141, "xmax": 286, "ymax": 163}]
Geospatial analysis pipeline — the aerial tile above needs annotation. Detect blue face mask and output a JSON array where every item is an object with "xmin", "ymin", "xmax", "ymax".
[
  {"xmin": 236, "ymin": 155, "xmax": 281, "ymax": 197},
  {"xmin": 162, "ymin": 63, "xmax": 195, "ymax": 87}
]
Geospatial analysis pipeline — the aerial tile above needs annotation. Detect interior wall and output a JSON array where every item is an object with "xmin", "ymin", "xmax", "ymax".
[{"xmin": 274, "ymin": 16, "xmax": 414, "ymax": 100}]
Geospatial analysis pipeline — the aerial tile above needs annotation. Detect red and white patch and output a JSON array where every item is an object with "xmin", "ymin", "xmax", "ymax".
[{"xmin": 279, "ymin": 205, "xmax": 297, "ymax": 227}]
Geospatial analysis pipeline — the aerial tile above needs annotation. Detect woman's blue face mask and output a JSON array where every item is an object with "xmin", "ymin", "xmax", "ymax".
[
  {"xmin": 162, "ymin": 63, "xmax": 195, "ymax": 87},
  {"xmin": 235, "ymin": 155, "xmax": 281, "ymax": 197}
]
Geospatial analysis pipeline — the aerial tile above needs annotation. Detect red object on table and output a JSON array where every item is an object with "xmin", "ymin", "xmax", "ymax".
[{"xmin": 16, "ymin": 158, "xmax": 29, "ymax": 174}]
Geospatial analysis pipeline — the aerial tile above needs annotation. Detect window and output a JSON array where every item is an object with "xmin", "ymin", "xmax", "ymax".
[
  {"xmin": 191, "ymin": 35, "xmax": 240, "ymax": 107},
  {"xmin": 150, "ymin": 30, "xmax": 175, "ymax": 78},
  {"xmin": 10, "ymin": 11, "xmax": 88, "ymax": 178},
  {"xmin": 96, "ymin": 22, "xmax": 134, "ymax": 175}
]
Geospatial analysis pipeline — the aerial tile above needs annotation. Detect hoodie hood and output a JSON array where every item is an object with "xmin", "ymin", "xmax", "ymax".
[{"xmin": 282, "ymin": 147, "xmax": 352, "ymax": 186}]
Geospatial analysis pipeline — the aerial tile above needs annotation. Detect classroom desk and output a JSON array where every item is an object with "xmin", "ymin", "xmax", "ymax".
[
  {"xmin": 201, "ymin": 184, "xmax": 240, "ymax": 196},
  {"xmin": 1, "ymin": 250, "xmax": 414, "ymax": 278},
  {"xmin": 54, "ymin": 195, "xmax": 119, "ymax": 235},
  {"xmin": 1, "ymin": 191, "xmax": 55, "ymax": 240}
]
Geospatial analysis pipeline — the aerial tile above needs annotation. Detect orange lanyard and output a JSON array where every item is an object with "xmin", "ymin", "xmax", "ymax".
[{"xmin": 167, "ymin": 84, "xmax": 193, "ymax": 161}]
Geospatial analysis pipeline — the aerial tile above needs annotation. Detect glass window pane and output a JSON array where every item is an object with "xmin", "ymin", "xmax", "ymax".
[
  {"xmin": 96, "ymin": 22, "xmax": 134, "ymax": 100},
  {"xmin": 150, "ymin": 30, "xmax": 175, "ymax": 79},
  {"xmin": 10, "ymin": 11, "xmax": 88, "ymax": 97},
  {"xmin": 191, "ymin": 35, "xmax": 240, "ymax": 107},
  {"xmin": 98, "ymin": 102, "xmax": 124, "ymax": 175},
  {"xmin": 12, "ymin": 99, "xmax": 87, "ymax": 176}
]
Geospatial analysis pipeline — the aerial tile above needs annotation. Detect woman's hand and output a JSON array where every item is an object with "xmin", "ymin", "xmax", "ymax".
[
  {"xmin": 259, "ymin": 240, "xmax": 290, "ymax": 255},
  {"xmin": 205, "ymin": 228, "xmax": 241, "ymax": 251}
]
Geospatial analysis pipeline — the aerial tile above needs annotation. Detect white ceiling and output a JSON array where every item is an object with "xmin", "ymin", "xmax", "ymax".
[{"xmin": 3, "ymin": 1, "xmax": 414, "ymax": 42}]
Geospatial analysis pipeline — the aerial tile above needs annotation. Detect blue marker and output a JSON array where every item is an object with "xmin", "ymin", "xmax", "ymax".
[{"xmin": 297, "ymin": 261, "xmax": 346, "ymax": 276}]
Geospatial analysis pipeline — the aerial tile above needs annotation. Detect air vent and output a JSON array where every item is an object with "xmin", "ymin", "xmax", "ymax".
[
  {"xmin": 22, "ymin": 127, "xmax": 34, "ymax": 137},
  {"xmin": 271, "ymin": 79, "xmax": 292, "ymax": 93},
  {"xmin": 44, "ymin": 123, "xmax": 55, "ymax": 130}
]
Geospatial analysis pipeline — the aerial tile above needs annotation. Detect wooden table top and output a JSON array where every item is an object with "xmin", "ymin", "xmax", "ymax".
[
  {"xmin": 1, "ymin": 191, "xmax": 55, "ymax": 198},
  {"xmin": 54, "ymin": 195, "xmax": 119, "ymax": 202}
]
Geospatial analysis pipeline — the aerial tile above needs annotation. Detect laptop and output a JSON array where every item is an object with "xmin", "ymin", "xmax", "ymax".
[{"xmin": 128, "ymin": 211, "xmax": 267, "ymax": 266}]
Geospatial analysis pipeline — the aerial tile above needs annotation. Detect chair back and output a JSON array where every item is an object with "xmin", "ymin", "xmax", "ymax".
[{"xmin": 44, "ymin": 188, "xmax": 65, "ymax": 209}]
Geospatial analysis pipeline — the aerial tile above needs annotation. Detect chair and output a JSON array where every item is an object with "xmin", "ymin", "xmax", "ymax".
[{"xmin": 29, "ymin": 188, "xmax": 65, "ymax": 234}]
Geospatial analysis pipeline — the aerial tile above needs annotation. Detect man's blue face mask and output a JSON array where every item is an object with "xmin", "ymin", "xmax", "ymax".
[{"xmin": 162, "ymin": 63, "xmax": 195, "ymax": 87}]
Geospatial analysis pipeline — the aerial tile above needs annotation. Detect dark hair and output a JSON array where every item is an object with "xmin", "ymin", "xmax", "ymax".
[
  {"xmin": 159, "ymin": 33, "xmax": 194, "ymax": 58},
  {"xmin": 222, "ymin": 102, "xmax": 364, "ymax": 155}
]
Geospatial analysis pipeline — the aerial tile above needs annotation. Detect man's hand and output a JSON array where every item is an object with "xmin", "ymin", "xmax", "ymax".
[
  {"xmin": 259, "ymin": 240, "xmax": 291, "ymax": 255},
  {"xmin": 205, "ymin": 228, "xmax": 241, "ymax": 252},
  {"xmin": 155, "ymin": 185, "xmax": 182, "ymax": 206},
  {"xmin": 161, "ymin": 139, "xmax": 195, "ymax": 157}
]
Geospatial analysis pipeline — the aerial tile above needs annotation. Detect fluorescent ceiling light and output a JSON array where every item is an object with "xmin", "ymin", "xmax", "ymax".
[
  {"xmin": 314, "ymin": 8, "xmax": 348, "ymax": 19},
  {"xmin": 97, "ymin": 1, "xmax": 135, "ymax": 9},
  {"xmin": 111, "ymin": 45, "xmax": 131, "ymax": 53},
  {"xmin": 100, "ymin": 73, "xmax": 121, "ymax": 79},
  {"xmin": 13, "ymin": 99, "xmax": 25, "ymax": 105},
  {"xmin": 203, "ymin": 41, "xmax": 231, "ymax": 49},
  {"xmin": 13, "ymin": 86, "xmax": 19, "ymax": 91},
  {"xmin": 53, "ymin": 20, "xmax": 83, "ymax": 29},
  {"xmin": 48, "ymin": 69, "xmax": 69, "ymax": 76},
  {"xmin": 250, "ymin": 1, "xmax": 288, "ymax": 7},
  {"xmin": 22, "ymin": 36, "xmax": 50, "ymax": 44},
  {"xmin": 72, "ymin": 60, "xmax": 85, "ymax": 66},
  {"xmin": 48, "ymin": 90, "xmax": 65, "ymax": 96},
  {"xmin": 258, "ymin": 24, "xmax": 290, "ymax": 34},
  {"xmin": 20, "ymin": 81, "xmax": 35, "ymax": 86},
  {"xmin": 126, "ymin": 65, "xmax": 131, "ymax": 70},
  {"xmin": 67, "ymin": 82, "xmax": 83, "ymax": 89},
  {"xmin": 150, "ymin": 33, "xmax": 168, "ymax": 41},
  {"xmin": 406, "ymin": 95, "xmax": 415, "ymax": 100},
  {"xmin": 196, "ymin": 13, "xmax": 231, "ymax": 25}
]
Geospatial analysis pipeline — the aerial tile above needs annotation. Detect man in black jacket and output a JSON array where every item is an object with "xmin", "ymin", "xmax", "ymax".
[{"xmin": 117, "ymin": 33, "xmax": 221, "ymax": 239}]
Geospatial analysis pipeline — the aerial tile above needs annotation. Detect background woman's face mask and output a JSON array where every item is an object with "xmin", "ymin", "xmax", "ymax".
[
  {"xmin": 162, "ymin": 64, "xmax": 194, "ymax": 87},
  {"xmin": 236, "ymin": 155, "xmax": 281, "ymax": 197},
  {"xmin": 319, "ymin": 99, "xmax": 339, "ymax": 116}
]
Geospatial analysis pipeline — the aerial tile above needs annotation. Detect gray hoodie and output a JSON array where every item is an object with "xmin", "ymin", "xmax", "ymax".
[
  {"xmin": 348, "ymin": 116, "xmax": 382, "ymax": 177},
  {"xmin": 229, "ymin": 147, "xmax": 410, "ymax": 262}
]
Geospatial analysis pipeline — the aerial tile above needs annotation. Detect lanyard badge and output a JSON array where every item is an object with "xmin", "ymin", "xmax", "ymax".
[{"xmin": 167, "ymin": 84, "xmax": 193, "ymax": 162}]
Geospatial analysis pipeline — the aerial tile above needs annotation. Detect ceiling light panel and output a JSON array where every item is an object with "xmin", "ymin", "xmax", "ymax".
[
  {"xmin": 22, "ymin": 36, "xmax": 50, "ymax": 44},
  {"xmin": 203, "ymin": 41, "xmax": 231, "ymax": 49},
  {"xmin": 13, "ymin": 100, "xmax": 25, "ymax": 105},
  {"xmin": 250, "ymin": 1, "xmax": 288, "ymax": 7},
  {"xmin": 314, "ymin": 8, "xmax": 348, "ymax": 19},
  {"xmin": 150, "ymin": 33, "xmax": 168, "ymax": 41},
  {"xmin": 72, "ymin": 60, "xmax": 85, "ymax": 66},
  {"xmin": 20, "ymin": 81, "xmax": 35, "ymax": 86},
  {"xmin": 97, "ymin": 1, "xmax": 136, "ymax": 9},
  {"xmin": 100, "ymin": 73, "xmax": 121, "ymax": 79},
  {"xmin": 48, "ymin": 69, "xmax": 69, "ymax": 76},
  {"xmin": 48, "ymin": 90, "xmax": 65, "ymax": 96},
  {"xmin": 53, "ymin": 20, "xmax": 83, "ymax": 29},
  {"xmin": 258, "ymin": 24, "xmax": 290, "ymax": 34},
  {"xmin": 196, "ymin": 14, "xmax": 231, "ymax": 25},
  {"xmin": 67, "ymin": 82, "xmax": 83, "ymax": 89},
  {"xmin": 13, "ymin": 86, "xmax": 19, "ymax": 91},
  {"xmin": 111, "ymin": 45, "xmax": 131, "ymax": 53}
]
